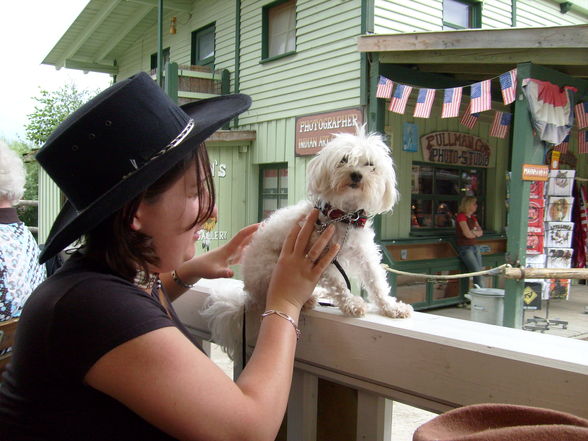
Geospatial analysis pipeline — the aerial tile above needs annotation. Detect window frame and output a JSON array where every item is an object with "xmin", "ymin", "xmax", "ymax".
[
  {"xmin": 191, "ymin": 23, "xmax": 216, "ymax": 68},
  {"xmin": 261, "ymin": 0, "xmax": 297, "ymax": 63},
  {"xmin": 150, "ymin": 47, "xmax": 170, "ymax": 72},
  {"xmin": 258, "ymin": 163, "xmax": 289, "ymax": 221},
  {"xmin": 442, "ymin": 0, "xmax": 482, "ymax": 30},
  {"xmin": 410, "ymin": 162, "xmax": 485, "ymax": 236}
]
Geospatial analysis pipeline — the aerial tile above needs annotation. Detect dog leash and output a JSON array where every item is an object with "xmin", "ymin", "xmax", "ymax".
[{"xmin": 315, "ymin": 202, "xmax": 365, "ymax": 291}]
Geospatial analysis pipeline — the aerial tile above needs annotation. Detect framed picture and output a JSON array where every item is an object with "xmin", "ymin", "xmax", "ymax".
[{"xmin": 403, "ymin": 122, "xmax": 418, "ymax": 152}]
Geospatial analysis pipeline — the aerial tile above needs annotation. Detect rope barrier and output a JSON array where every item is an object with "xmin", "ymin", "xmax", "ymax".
[
  {"xmin": 381, "ymin": 263, "xmax": 511, "ymax": 281},
  {"xmin": 382, "ymin": 263, "xmax": 588, "ymax": 281}
]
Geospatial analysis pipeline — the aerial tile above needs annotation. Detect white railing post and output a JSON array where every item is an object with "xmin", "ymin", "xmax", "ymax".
[
  {"xmin": 288, "ymin": 369, "xmax": 318, "ymax": 441},
  {"xmin": 356, "ymin": 391, "xmax": 393, "ymax": 441}
]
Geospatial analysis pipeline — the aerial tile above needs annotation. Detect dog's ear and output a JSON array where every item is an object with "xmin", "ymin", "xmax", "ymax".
[
  {"xmin": 381, "ymin": 180, "xmax": 399, "ymax": 212},
  {"xmin": 306, "ymin": 154, "xmax": 327, "ymax": 196},
  {"xmin": 380, "ymin": 165, "xmax": 399, "ymax": 212}
]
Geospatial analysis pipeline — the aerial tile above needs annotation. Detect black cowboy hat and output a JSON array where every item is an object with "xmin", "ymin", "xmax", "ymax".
[{"xmin": 37, "ymin": 71, "xmax": 251, "ymax": 263}]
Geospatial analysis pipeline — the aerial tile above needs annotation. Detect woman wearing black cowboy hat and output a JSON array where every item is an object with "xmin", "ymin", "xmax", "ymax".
[{"xmin": 0, "ymin": 72, "xmax": 340, "ymax": 440}]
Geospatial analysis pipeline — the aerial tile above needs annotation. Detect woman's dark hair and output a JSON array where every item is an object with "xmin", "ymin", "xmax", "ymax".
[{"xmin": 85, "ymin": 145, "xmax": 215, "ymax": 282}]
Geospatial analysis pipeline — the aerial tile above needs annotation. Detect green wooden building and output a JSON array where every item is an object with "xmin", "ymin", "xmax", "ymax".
[{"xmin": 40, "ymin": 0, "xmax": 588, "ymax": 326}]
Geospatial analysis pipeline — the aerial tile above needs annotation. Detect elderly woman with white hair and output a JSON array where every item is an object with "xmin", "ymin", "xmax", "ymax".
[{"xmin": 0, "ymin": 141, "xmax": 46, "ymax": 322}]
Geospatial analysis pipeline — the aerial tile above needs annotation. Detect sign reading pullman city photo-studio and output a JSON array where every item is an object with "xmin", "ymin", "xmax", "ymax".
[
  {"xmin": 295, "ymin": 108, "xmax": 364, "ymax": 156},
  {"xmin": 420, "ymin": 131, "xmax": 492, "ymax": 168}
]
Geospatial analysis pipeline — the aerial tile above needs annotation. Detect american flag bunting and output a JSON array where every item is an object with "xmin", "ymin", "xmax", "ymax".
[
  {"xmin": 554, "ymin": 135, "xmax": 569, "ymax": 153},
  {"xmin": 499, "ymin": 69, "xmax": 517, "ymax": 105},
  {"xmin": 389, "ymin": 84, "xmax": 413, "ymax": 114},
  {"xmin": 376, "ymin": 75, "xmax": 394, "ymax": 99},
  {"xmin": 580, "ymin": 131, "xmax": 588, "ymax": 154},
  {"xmin": 413, "ymin": 88, "xmax": 436, "ymax": 118},
  {"xmin": 442, "ymin": 87, "xmax": 462, "ymax": 118},
  {"xmin": 460, "ymin": 102, "xmax": 479, "ymax": 129},
  {"xmin": 576, "ymin": 102, "xmax": 588, "ymax": 129},
  {"xmin": 489, "ymin": 111, "xmax": 512, "ymax": 138},
  {"xmin": 470, "ymin": 80, "xmax": 492, "ymax": 114}
]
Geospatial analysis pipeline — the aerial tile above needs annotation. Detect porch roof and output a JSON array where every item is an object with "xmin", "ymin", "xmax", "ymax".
[
  {"xmin": 357, "ymin": 24, "xmax": 588, "ymax": 84},
  {"xmin": 42, "ymin": 0, "xmax": 193, "ymax": 74}
]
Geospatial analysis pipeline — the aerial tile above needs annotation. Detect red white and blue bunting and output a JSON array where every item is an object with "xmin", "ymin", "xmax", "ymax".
[{"xmin": 376, "ymin": 69, "xmax": 588, "ymax": 150}]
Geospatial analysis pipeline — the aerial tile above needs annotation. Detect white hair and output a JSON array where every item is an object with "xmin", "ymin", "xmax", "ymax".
[
  {"xmin": 306, "ymin": 125, "xmax": 399, "ymax": 215},
  {"xmin": 0, "ymin": 140, "xmax": 26, "ymax": 205}
]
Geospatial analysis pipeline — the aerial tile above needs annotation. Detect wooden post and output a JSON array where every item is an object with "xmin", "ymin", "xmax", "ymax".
[
  {"xmin": 164, "ymin": 62, "xmax": 178, "ymax": 103},
  {"xmin": 287, "ymin": 370, "xmax": 318, "ymax": 441},
  {"xmin": 504, "ymin": 267, "xmax": 588, "ymax": 279},
  {"xmin": 505, "ymin": 62, "xmax": 588, "ymax": 328},
  {"xmin": 504, "ymin": 62, "xmax": 538, "ymax": 329}
]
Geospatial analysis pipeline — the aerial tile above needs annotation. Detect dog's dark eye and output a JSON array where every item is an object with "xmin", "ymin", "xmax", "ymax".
[
  {"xmin": 365, "ymin": 161, "xmax": 374, "ymax": 167},
  {"xmin": 339, "ymin": 156, "xmax": 349, "ymax": 165}
]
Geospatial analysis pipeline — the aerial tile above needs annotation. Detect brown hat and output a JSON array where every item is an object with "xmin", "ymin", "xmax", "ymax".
[{"xmin": 413, "ymin": 403, "xmax": 588, "ymax": 441}]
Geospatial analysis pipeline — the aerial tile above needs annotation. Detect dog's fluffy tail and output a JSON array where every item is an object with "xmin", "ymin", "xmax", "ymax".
[{"xmin": 200, "ymin": 278, "xmax": 247, "ymax": 361}]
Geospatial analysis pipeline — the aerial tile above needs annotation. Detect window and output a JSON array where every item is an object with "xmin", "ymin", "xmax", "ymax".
[
  {"xmin": 411, "ymin": 163, "xmax": 484, "ymax": 233},
  {"xmin": 443, "ymin": 0, "xmax": 481, "ymax": 29},
  {"xmin": 259, "ymin": 164, "xmax": 288, "ymax": 220},
  {"xmin": 262, "ymin": 0, "xmax": 296, "ymax": 61},
  {"xmin": 150, "ymin": 47, "xmax": 170, "ymax": 73},
  {"xmin": 191, "ymin": 23, "xmax": 215, "ymax": 67}
]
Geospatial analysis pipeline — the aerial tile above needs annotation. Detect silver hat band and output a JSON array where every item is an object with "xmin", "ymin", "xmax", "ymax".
[{"xmin": 123, "ymin": 118, "xmax": 195, "ymax": 179}]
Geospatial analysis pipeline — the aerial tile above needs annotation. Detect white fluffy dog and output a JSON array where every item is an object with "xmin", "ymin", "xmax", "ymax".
[{"xmin": 204, "ymin": 127, "xmax": 412, "ymax": 358}]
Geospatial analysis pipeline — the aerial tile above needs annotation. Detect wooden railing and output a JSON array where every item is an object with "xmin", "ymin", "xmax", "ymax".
[
  {"xmin": 173, "ymin": 280, "xmax": 588, "ymax": 441},
  {"xmin": 153, "ymin": 63, "xmax": 230, "ymax": 106}
]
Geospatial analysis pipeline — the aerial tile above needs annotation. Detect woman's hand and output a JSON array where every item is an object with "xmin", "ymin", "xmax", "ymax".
[
  {"xmin": 265, "ymin": 209, "xmax": 340, "ymax": 316},
  {"xmin": 161, "ymin": 223, "xmax": 259, "ymax": 300},
  {"xmin": 186, "ymin": 223, "xmax": 260, "ymax": 280}
]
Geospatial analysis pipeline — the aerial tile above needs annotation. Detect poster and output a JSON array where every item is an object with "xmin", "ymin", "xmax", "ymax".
[
  {"xmin": 545, "ymin": 222, "xmax": 574, "ymax": 247},
  {"xmin": 545, "ymin": 196, "xmax": 574, "ymax": 222},
  {"xmin": 403, "ymin": 122, "xmax": 418, "ymax": 152}
]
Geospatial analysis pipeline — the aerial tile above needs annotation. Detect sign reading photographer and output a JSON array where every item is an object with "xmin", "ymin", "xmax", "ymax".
[
  {"xmin": 420, "ymin": 131, "xmax": 492, "ymax": 168},
  {"xmin": 295, "ymin": 108, "xmax": 364, "ymax": 156}
]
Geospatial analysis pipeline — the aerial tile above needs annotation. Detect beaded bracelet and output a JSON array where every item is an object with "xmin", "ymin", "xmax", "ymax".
[
  {"xmin": 261, "ymin": 310, "xmax": 301, "ymax": 340},
  {"xmin": 171, "ymin": 269, "xmax": 193, "ymax": 289}
]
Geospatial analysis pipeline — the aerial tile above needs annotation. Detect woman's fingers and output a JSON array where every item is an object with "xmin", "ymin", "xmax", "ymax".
[
  {"xmin": 313, "ymin": 242, "xmax": 341, "ymax": 274},
  {"xmin": 293, "ymin": 209, "xmax": 320, "ymax": 255},
  {"xmin": 282, "ymin": 210, "xmax": 317, "ymax": 255},
  {"xmin": 303, "ymin": 223, "xmax": 335, "ymax": 264}
]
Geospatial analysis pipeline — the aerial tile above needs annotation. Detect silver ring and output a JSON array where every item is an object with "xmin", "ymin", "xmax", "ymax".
[{"xmin": 305, "ymin": 253, "xmax": 315, "ymax": 263}]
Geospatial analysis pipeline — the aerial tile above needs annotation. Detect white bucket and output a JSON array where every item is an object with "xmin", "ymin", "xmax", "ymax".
[{"xmin": 466, "ymin": 288, "xmax": 505, "ymax": 326}]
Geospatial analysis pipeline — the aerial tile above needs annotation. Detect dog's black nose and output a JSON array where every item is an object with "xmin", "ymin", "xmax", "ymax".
[{"xmin": 350, "ymin": 172, "xmax": 362, "ymax": 183}]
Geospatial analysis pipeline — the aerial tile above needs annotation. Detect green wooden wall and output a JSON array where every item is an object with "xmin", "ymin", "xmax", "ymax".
[
  {"xmin": 373, "ymin": 0, "xmax": 587, "ymax": 33},
  {"xmin": 237, "ymin": 0, "xmax": 363, "ymax": 126},
  {"xmin": 516, "ymin": 0, "xmax": 588, "ymax": 26},
  {"xmin": 198, "ymin": 142, "xmax": 251, "ymax": 251}
]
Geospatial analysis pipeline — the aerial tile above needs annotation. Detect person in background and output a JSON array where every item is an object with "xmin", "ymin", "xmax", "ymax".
[
  {"xmin": 456, "ymin": 196, "xmax": 484, "ymax": 288},
  {"xmin": 0, "ymin": 141, "xmax": 46, "ymax": 322},
  {"xmin": 0, "ymin": 72, "xmax": 339, "ymax": 440}
]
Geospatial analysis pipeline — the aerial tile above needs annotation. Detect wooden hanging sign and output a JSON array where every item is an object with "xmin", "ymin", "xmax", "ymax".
[{"xmin": 420, "ymin": 131, "xmax": 491, "ymax": 167}]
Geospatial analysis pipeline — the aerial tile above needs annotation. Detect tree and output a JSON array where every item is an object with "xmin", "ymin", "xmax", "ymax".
[
  {"xmin": 19, "ymin": 83, "xmax": 102, "ymax": 233},
  {"xmin": 25, "ymin": 83, "xmax": 95, "ymax": 147}
]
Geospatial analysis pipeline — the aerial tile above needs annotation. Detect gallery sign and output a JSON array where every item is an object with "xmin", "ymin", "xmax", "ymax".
[
  {"xmin": 295, "ymin": 108, "xmax": 364, "ymax": 156},
  {"xmin": 420, "ymin": 131, "xmax": 491, "ymax": 168}
]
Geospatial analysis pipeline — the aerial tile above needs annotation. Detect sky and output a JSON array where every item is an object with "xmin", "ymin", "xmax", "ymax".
[{"xmin": 0, "ymin": 1, "xmax": 112, "ymax": 142}]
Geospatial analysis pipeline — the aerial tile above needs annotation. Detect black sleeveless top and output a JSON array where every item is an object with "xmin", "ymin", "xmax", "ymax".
[{"xmin": 0, "ymin": 252, "xmax": 201, "ymax": 440}]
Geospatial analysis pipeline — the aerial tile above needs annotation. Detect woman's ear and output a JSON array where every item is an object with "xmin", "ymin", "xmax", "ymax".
[{"xmin": 131, "ymin": 205, "xmax": 143, "ymax": 231}]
